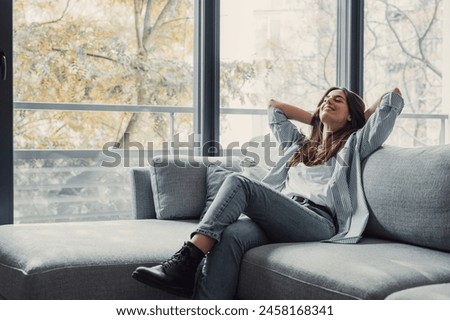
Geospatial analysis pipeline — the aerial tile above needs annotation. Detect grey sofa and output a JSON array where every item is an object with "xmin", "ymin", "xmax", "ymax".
[{"xmin": 0, "ymin": 145, "xmax": 449, "ymax": 300}]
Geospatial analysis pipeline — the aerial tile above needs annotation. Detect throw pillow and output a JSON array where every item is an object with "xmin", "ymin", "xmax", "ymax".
[
  {"xmin": 240, "ymin": 157, "xmax": 269, "ymax": 181},
  {"xmin": 150, "ymin": 157, "xmax": 206, "ymax": 220}
]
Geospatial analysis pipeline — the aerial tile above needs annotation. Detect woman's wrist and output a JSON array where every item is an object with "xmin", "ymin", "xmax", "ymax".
[{"xmin": 268, "ymin": 99, "xmax": 283, "ymax": 109}]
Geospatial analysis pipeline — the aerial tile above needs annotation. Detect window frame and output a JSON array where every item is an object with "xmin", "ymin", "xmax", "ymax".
[
  {"xmin": 0, "ymin": 0, "xmax": 13, "ymax": 225},
  {"xmin": 1, "ymin": 0, "xmax": 366, "ymax": 224},
  {"xmin": 197, "ymin": 0, "xmax": 221, "ymax": 156},
  {"xmin": 336, "ymin": 0, "xmax": 364, "ymax": 95}
]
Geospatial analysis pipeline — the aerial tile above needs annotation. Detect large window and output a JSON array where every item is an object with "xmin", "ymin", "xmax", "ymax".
[
  {"xmin": 220, "ymin": 0, "xmax": 337, "ymax": 146},
  {"xmin": 2, "ymin": 0, "xmax": 449, "ymax": 225},
  {"xmin": 13, "ymin": 0, "xmax": 195, "ymax": 223},
  {"xmin": 364, "ymin": 0, "xmax": 447, "ymax": 146}
]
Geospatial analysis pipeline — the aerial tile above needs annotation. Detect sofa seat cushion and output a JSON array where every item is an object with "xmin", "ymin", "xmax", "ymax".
[
  {"xmin": 386, "ymin": 283, "xmax": 450, "ymax": 300},
  {"xmin": 237, "ymin": 238, "xmax": 450, "ymax": 300},
  {"xmin": 0, "ymin": 220, "xmax": 198, "ymax": 299}
]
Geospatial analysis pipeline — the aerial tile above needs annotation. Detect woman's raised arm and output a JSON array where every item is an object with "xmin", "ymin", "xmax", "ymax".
[
  {"xmin": 358, "ymin": 88, "xmax": 404, "ymax": 161},
  {"xmin": 365, "ymin": 88, "xmax": 402, "ymax": 121},
  {"xmin": 268, "ymin": 99, "xmax": 314, "ymax": 125}
]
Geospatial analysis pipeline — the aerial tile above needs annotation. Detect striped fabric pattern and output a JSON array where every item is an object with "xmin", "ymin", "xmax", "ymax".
[{"xmin": 261, "ymin": 92, "xmax": 404, "ymax": 243}]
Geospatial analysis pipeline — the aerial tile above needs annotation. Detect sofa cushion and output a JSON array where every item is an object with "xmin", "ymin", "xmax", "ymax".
[
  {"xmin": 150, "ymin": 157, "xmax": 207, "ymax": 220},
  {"xmin": 149, "ymin": 156, "xmax": 244, "ymax": 220},
  {"xmin": 0, "ymin": 220, "xmax": 198, "ymax": 299},
  {"xmin": 237, "ymin": 238, "xmax": 450, "ymax": 300},
  {"xmin": 363, "ymin": 145, "xmax": 450, "ymax": 252},
  {"xmin": 242, "ymin": 134, "xmax": 281, "ymax": 171},
  {"xmin": 240, "ymin": 157, "xmax": 270, "ymax": 181},
  {"xmin": 386, "ymin": 283, "xmax": 450, "ymax": 300}
]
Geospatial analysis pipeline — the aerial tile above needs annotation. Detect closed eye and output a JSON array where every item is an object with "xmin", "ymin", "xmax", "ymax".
[{"xmin": 324, "ymin": 95, "xmax": 345, "ymax": 103}]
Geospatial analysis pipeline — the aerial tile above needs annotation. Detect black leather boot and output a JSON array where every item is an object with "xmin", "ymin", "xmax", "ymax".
[{"xmin": 132, "ymin": 241, "xmax": 205, "ymax": 297}]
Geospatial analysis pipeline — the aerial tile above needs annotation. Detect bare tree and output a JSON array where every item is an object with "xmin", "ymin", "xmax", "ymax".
[
  {"xmin": 366, "ymin": 0, "xmax": 443, "ymax": 146},
  {"xmin": 117, "ymin": 0, "xmax": 192, "ymax": 147}
]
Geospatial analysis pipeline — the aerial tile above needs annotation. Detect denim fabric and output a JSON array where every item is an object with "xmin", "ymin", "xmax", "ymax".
[
  {"xmin": 196, "ymin": 174, "xmax": 336, "ymax": 243},
  {"xmin": 192, "ymin": 173, "xmax": 336, "ymax": 299},
  {"xmin": 200, "ymin": 165, "xmax": 234, "ymax": 220},
  {"xmin": 193, "ymin": 216, "xmax": 269, "ymax": 299}
]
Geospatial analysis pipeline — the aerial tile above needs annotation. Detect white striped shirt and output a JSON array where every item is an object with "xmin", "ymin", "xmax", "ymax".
[{"xmin": 262, "ymin": 92, "xmax": 404, "ymax": 243}]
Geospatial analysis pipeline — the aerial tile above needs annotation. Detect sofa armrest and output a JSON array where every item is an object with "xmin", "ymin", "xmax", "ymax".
[{"xmin": 131, "ymin": 168, "xmax": 156, "ymax": 219}]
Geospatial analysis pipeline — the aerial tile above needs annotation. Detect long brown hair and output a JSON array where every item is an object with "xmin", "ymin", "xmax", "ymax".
[{"xmin": 288, "ymin": 87, "xmax": 366, "ymax": 167}]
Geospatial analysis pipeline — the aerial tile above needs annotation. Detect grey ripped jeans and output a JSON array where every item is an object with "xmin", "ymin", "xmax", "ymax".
[{"xmin": 192, "ymin": 173, "xmax": 337, "ymax": 299}]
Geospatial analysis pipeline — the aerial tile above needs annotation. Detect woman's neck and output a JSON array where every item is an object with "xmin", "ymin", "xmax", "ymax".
[{"xmin": 322, "ymin": 125, "xmax": 333, "ymax": 143}]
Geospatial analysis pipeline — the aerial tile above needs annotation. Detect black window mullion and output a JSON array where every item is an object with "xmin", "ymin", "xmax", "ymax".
[
  {"xmin": 198, "ymin": 0, "xmax": 220, "ymax": 156},
  {"xmin": 193, "ymin": 0, "xmax": 201, "ymax": 153},
  {"xmin": 0, "ymin": 0, "xmax": 14, "ymax": 225},
  {"xmin": 336, "ymin": 0, "xmax": 364, "ymax": 96}
]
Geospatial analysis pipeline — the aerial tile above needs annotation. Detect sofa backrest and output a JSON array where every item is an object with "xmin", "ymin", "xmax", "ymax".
[
  {"xmin": 131, "ymin": 143, "xmax": 450, "ymax": 253},
  {"xmin": 362, "ymin": 145, "xmax": 450, "ymax": 252}
]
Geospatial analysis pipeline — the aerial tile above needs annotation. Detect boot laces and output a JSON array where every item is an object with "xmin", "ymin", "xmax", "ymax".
[{"xmin": 162, "ymin": 245, "xmax": 197, "ymax": 273}]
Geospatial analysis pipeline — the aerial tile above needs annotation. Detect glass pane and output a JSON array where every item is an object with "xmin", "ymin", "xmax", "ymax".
[
  {"xmin": 364, "ymin": 0, "xmax": 447, "ymax": 146},
  {"xmin": 220, "ymin": 0, "xmax": 337, "ymax": 145},
  {"xmin": 14, "ymin": 0, "xmax": 195, "ymax": 223},
  {"xmin": 220, "ymin": 113, "xmax": 269, "ymax": 147}
]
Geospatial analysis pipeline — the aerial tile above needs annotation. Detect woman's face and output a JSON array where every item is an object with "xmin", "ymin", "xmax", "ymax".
[{"xmin": 319, "ymin": 89, "xmax": 351, "ymax": 132}]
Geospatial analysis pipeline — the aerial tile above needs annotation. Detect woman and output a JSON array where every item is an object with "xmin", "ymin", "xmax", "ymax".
[{"xmin": 132, "ymin": 87, "xmax": 404, "ymax": 299}]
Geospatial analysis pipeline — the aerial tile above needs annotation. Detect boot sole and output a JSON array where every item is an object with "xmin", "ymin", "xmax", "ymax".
[{"xmin": 132, "ymin": 270, "xmax": 193, "ymax": 298}]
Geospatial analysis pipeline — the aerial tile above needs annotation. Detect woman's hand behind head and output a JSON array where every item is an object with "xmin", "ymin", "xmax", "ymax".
[{"xmin": 393, "ymin": 88, "xmax": 402, "ymax": 96}]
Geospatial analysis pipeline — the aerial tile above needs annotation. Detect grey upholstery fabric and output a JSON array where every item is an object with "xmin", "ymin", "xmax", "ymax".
[
  {"xmin": 363, "ymin": 145, "xmax": 450, "ymax": 252},
  {"xmin": 386, "ymin": 283, "xmax": 450, "ymax": 300},
  {"xmin": 149, "ymin": 157, "xmax": 207, "ymax": 220},
  {"xmin": 2, "ymin": 146, "xmax": 450, "ymax": 300},
  {"xmin": 9, "ymin": 221, "xmax": 450, "ymax": 300},
  {"xmin": 148, "ymin": 156, "xmax": 243, "ymax": 220},
  {"xmin": 237, "ymin": 238, "xmax": 450, "ymax": 300},
  {"xmin": 0, "ymin": 220, "xmax": 198, "ymax": 299},
  {"xmin": 131, "ymin": 169, "xmax": 156, "ymax": 219}
]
